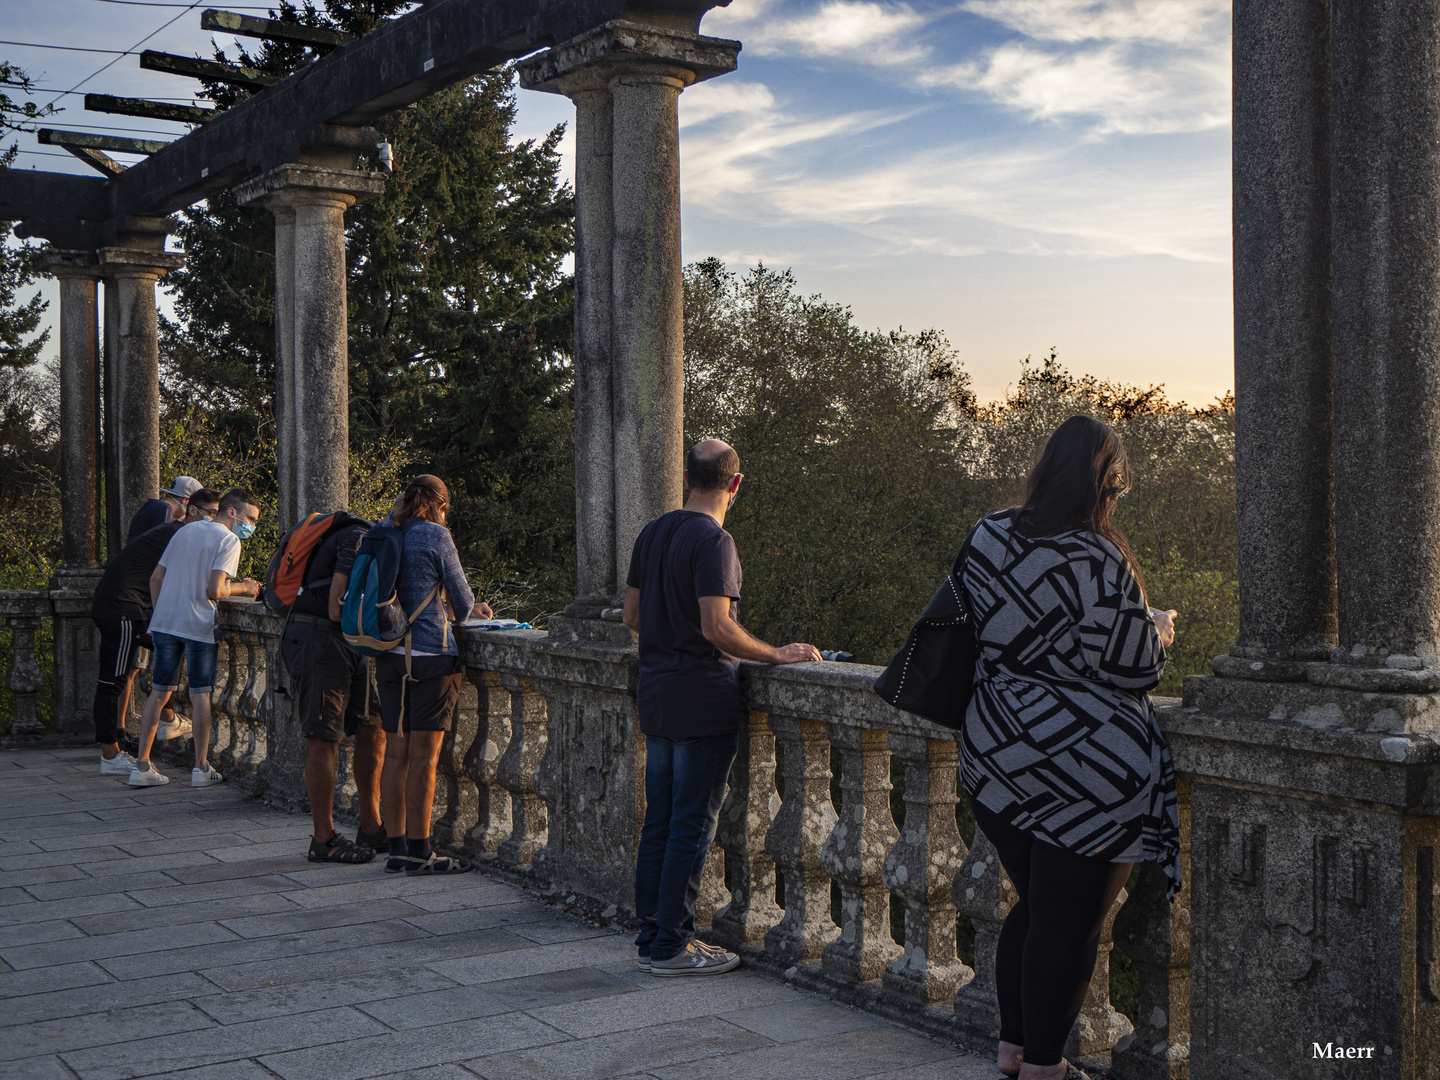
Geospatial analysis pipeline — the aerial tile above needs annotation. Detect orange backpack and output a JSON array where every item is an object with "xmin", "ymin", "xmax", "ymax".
[{"xmin": 262, "ymin": 512, "xmax": 364, "ymax": 616}]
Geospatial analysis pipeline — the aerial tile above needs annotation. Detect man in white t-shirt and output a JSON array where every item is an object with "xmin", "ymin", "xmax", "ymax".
[{"xmin": 129, "ymin": 488, "xmax": 262, "ymax": 789}]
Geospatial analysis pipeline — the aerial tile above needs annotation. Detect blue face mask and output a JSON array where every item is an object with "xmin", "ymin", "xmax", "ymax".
[{"xmin": 233, "ymin": 519, "xmax": 256, "ymax": 541}]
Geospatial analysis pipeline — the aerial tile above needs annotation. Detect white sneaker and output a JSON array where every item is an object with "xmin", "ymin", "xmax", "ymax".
[
  {"xmin": 157, "ymin": 717, "xmax": 193, "ymax": 741},
  {"xmin": 191, "ymin": 764, "xmax": 224, "ymax": 787},
  {"xmin": 128, "ymin": 763, "xmax": 170, "ymax": 788},
  {"xmin": 100, "ymin": 751, "xmax": 136, "ymax": 776}
]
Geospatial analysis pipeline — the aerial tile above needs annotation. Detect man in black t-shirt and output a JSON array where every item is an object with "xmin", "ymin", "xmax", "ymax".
[
  {"xmin": 91, "ymin": 488, "xmax": 221, "ymax": 776},
  {"xmin": 278, "ymin": 515, "xmax": 386, "ymax": 863},
  {"xmin": 623, "ymin": 440, "xmax": 820, "ymax": 976}
]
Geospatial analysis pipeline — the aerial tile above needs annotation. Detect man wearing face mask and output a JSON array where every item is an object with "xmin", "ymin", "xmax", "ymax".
[
  {"xmin": 91, "ymin": 489, "xmax": 221, "ymax": 777},
  {"xmin": 623, "ymin": 440, "xmax": 820, "ymax": 976},
  {"xmin": 129, "ymin": 488, "xmax": 263, "ymax": 788}
]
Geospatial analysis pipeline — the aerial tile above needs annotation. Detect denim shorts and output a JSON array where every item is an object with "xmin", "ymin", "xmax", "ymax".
[{"xmin": 151, "ymin": 632, "xmax": 219, "ymax": 693}]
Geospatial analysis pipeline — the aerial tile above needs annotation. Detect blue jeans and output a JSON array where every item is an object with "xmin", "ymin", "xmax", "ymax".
[
  {"xmin": 151, "ymin": 632, "xmax": 219, "ymax": 693},
  {"xmin": 634, "ymin": 732, "xmax": 739, "ymax": 962}
]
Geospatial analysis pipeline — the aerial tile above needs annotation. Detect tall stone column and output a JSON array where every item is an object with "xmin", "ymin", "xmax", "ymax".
[
  {"xmin": 41, "ymin": 251, "xmax": 102, "ymax": 571},
  {"xmin": 237, "ymin": 164, "xmax": 384, "ymax": 527},
  {"xmin": 41, "ymin": 250, "xmax": 106, "ymax": 739},
  {"xmin": 1224, "ymin": 0, "xmax": 1336, "ymax": 675},
  {"xmin": 1328, "ymin": 0, "xmax": 1440, "ymax": 673},
  {"xmin": 519, "ymin": 21, "xmax": 740, "ymax": 633},
  {"xmin": 99, "ymin": 248, "xmax": 184, "ymax": 546},
  {"xmin": 101, "ymin": 277, "xmax": 121, "ymax": 558}
]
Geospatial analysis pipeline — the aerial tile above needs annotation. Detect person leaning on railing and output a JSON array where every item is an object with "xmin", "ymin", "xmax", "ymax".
[
  {"xmin": 958, "ymin": 415, "xmax": 1181, "ymax": 1080},
  {"xmin": 622, "ymin": 439, "xmax": 821, "ymax": 977},
  {"xmin": 375, "ymin": 474, "xmax": 493, "ymax": 876}
]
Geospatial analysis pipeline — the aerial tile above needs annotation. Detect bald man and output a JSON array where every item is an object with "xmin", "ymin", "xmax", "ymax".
[{"xmin": 623, "ymin": 439, "xmax": 820, "ymax": 976}]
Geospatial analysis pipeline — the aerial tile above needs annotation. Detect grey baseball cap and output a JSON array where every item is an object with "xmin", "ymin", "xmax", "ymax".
[{"xmin": 162, "ymin": 476, "xmax": 203, "ymax": 500}]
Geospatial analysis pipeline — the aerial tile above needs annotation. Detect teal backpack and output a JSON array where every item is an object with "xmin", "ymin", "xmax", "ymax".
[{"xmin": 340, "ymin": 522, "xmax": 444, "ymax": 657}]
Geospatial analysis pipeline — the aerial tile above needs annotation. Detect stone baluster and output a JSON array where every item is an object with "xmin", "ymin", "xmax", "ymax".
[
  {"xmin": 5, "ymin": 612, "xmax": 46, "ymax": 739},
  {"xmin": 496, "ymin": 674, "xmax": 549, "ymax": 868},
  {"xmin": 529, "ymin": 678, "xmax": 564, "ymax": 882},
  {"xmin": 461, "ymin": 666, "xmax": 513, "ymax": 856},
  {"xmin": 236, "ymin": 634, "xmax": 266, "ymax": 775},
  {"xmin": 432, "ymin": 675, "xmax": 479, "ymax": 849},
  {"xmin": 952, "ymin": 827, "xmax": 1017, "ymax": 1042},
  {"xmin": 712, "ymin": 712, "xmax": 784, "ymax": 948},
  {"xmin": 213, "ymin": 638, "xmax": 241, "ymax": 773},
  {"xmin": 763, "ymin": 714, "xmax": 838, "ymax": 962},
  {"xmin": 209, "ymin": 639, "xmax": 235, "ymax": 768},
  {"xmin": 1113, "ymin": 780, "xmax": 1191, "ymax": 1080},
  {"xmin": 694, "ymin": 844, "xmax": 730, "ymax": 930},
  {"xmin": 882, "ymin": 734, "xmax": 971, "ymax": 1003},
  {"xmin": 821, "ymin": 724, "xmax": 902, "ymax": 982},
  {"xmin": 1065, "ymin": 887, "xmax": 1134, "ymax": 1063}
]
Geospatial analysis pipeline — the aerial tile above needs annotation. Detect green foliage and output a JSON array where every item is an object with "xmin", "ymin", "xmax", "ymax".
[
  {"xmin": 684, "ymin": 259, "xmax": 980, "ymax": 662},
  {"xmin": 161, "ymin": 2, "xmax": 577, "ymax": 620},
  {"xmin": 0, "ymin": 62, "xmax": 53, "ymax": 371}
]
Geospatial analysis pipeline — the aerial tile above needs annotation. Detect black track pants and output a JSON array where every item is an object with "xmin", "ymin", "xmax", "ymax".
[{"xmin": 971, "ymin": 800, "xmax": 1132, "ymax": 1068}]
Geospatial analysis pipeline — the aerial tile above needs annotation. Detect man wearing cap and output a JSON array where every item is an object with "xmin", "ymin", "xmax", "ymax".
[{"xmin": 128, "ymin": 476, "xmax": 204, "ymax": 545}]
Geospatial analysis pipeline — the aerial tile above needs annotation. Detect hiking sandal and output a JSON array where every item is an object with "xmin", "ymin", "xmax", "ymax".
[
  {"xmin": 356, "ymin": 826, "xmax": 387, "ymax": 851},
  {"xmin": 384, "ymin": 854, "xmax": 423, "ymax": 874},
  {"xmin": 307, "ymin": 832, "xmax": 376, "ymax": 864},
  {"xmin": 406, "ymin": 853, "xmax": 474, "ymax": 876}
]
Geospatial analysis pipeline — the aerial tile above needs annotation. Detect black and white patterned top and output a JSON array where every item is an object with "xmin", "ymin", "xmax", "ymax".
[{"xmin": 960, "ymin": 510, "xmax": 1181, "ymax": 899}]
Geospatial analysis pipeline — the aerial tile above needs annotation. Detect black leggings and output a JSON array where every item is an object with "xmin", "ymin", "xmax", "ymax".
[{"xmin": 972, "ymin": 800, "xmax": 1132, "ymax": 1068}]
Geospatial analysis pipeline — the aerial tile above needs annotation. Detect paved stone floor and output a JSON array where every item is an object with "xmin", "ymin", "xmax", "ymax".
[{"xmin": 0, "ymin": 747, "xmax": 994, "ymax": 1080}]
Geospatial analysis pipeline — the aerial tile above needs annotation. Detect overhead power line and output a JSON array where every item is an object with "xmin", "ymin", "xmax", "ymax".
[
  {"xmin": 39, "ymin": 1, "xmax": 206, "ymax": 112},
  {"xmin": 89, "ymin": 0, "xmax": 275, "ymax": 7},
  {"xmin": 0, "ymin": 41, "xmax": 136, "ymax": 55}
]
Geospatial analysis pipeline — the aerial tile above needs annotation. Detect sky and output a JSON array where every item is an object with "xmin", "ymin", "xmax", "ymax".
[{"xmin": 4, "ymin": 0, "xmax": 1234, "ymax": 405}]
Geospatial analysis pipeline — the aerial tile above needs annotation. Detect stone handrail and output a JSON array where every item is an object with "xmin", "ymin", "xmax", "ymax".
[{"xmin": 3, "ymin": 590, "xmax": 1188, "ymax": 1076}]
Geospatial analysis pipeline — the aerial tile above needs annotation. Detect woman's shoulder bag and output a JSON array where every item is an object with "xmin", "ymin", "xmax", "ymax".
[{"xmin": 872, "ymin": 524, "xmax": 982, "ymax": 730}]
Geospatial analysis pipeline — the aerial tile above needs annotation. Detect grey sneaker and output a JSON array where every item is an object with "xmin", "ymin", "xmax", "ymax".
[
  {"xmin": 157, "ymin": 717, "xmax": 193, "ymax": 741},
  {"xmin": 100, "ymin": 751, "xmax": 136, "ymax": 776},
  {"xmin": 649, "ymin": 941, "xmax": 740, "ymax": 977},
  {"xmin": 127, "ymin": 763, "xmax": 170, "ymax": 788},
  {"xmin": 639, "ymin": 938, "xmax": 726, "ymax": 973}
]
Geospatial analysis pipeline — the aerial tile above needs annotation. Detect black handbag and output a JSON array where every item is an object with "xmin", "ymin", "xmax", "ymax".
[{"xmin": 872, "ymin": 531, "xmax": 979, "ymax": 730}]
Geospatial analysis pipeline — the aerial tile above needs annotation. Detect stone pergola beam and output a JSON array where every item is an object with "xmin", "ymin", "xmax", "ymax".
[{"xmin": 111, "ymin": 0, "xmax": 729, "ymax": 218}]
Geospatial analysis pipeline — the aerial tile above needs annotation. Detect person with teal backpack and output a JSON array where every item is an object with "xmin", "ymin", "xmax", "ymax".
[{"xmin": 344, "ymin": 475, "xmax": 492, "ymax": 875}]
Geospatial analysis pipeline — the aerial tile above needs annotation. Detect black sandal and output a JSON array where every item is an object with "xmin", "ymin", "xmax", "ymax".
[
  {"xmin": 307, "ymin": 833, "xmax": 376, "ymax": 864},
  {"xmin": 406, "ymin": 853, "xmax": 474, "ymax": 876},
  {"xmin": 384, "ymin": 854, "xmax": 423, "ymax": 874},
  {"xmin": 356, "ymin": 826, "xmax": 386, "ymax": 850}
]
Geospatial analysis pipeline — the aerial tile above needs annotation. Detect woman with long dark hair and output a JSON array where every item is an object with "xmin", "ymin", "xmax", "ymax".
[
  {"xmin": 960, "ymin": 415, "xmax": 1181, "ymax": 1080},
  {"xmin": 377, "ymin": 474, "xmax": 493, "ymax": 875}
]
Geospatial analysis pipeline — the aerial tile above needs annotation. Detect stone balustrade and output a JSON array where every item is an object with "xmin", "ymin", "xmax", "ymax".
[{"xmin": 1, "ymin": 589, "xmax": 1190, "ymax": 1076}]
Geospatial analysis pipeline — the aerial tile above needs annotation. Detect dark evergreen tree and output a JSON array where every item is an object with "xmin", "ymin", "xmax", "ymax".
[
  {"xmin": 160, "ymin": 3, "xmax": 576, "ymax": 611},
  {"xmin": 0, "ymin": 61, "xmax": 53, "ymax": 370}
]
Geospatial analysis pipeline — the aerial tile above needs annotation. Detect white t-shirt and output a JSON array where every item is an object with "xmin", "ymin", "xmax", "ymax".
[{"xmin": 148, "ymin": 521, "xmax": 242, "ymax": 643}]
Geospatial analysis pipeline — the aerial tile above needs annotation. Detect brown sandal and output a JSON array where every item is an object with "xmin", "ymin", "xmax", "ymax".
[
  {"xmin": 307, "ymin": 832, "xmax": 376, "ymax": 864},
  {"xmin": 406, "ymin": 853, "xmax": 474, "ymax": 876}
]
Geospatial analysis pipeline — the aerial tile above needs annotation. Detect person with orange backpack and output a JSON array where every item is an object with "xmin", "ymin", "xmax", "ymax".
[{"xmin": 269, "ymin": 509, "xmax": 387, "ymax": 863}]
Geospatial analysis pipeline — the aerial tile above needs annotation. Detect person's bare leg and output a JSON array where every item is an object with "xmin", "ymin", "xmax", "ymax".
[
  {"xmin": 136, "ymin": 688, "xmax": 172, "ymax": 764},
  {"xmin": 190, "ymin": 692, "xmax": 213, "ymax": 768},
  {"xmin": 999, "ymin": 1041, "xmax": 1024, "ymax": 1076},
  {"xmin": 404, "ymin": 730, "xmax": 445, "ymax": 839},
  {"xmin": 352, "ymin": 725, "xmax": 386, "ymax": 835},
  {"xmin": 305, "ymin": 738, "xmax": 339, "ymax": 840},
  {"xmin": 380, "ymin": 732, "xmax": 410, "ymax": 839}
]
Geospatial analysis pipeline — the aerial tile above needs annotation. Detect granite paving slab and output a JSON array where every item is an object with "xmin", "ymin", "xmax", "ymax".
[{"xmin": 1, "ymin": 746, "xmax": 993, "ymax": 1080}]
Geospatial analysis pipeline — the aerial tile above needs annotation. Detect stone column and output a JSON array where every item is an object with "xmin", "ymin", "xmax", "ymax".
[
  {"xmin": 1328, "ymin": 0, "xmax": 1440, "ymax": 673},
  {"xmin": 519, "ymin": 22, "xmax": 740, "ymax": 632},
  {"xmin": 98, "ymin": 248, "xmax": 184, "ymax": 548},
  {"xmin": 237, "ymin": 164, "xmax": 384, "ymax": 527},
  {"xmin": 1223, "ymin": 0, "xmax": 1336, "ymax": 675},
  {"xmin": 41, "ymin": 251, "xmax": 102, "ymax": 571},
  {"xmin": 101, "ymin": 277, "xmax": 121, "ymax": 558}
]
